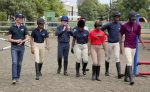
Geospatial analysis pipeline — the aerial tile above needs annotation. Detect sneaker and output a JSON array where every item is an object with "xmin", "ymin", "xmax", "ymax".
[{"xmin": 12, "ymin": 80, "xmax": 17, "ymax": 85}]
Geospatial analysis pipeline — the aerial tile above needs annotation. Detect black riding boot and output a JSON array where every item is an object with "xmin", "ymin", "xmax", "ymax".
[
  {"xmin": 116, "ymin": 62, "xmax": 124, "ymax": 79},
  {"xmin": 76, "ymin": 62, "xmax": 80, "ymax": 77},
  {"xmin": 96, "ymin": 66, "xmax": 101, "ymax": 81},
  {"xmin": 39, "ymin": 63, "xmax": 43, "ymax": 76},
  {"xmin": 92, "ymin": 65, "xmax": 96, "ymax": 80},
  {"xmin": 127, "ymin": 66, "xmax": 134, "ymax": 85},
  {"xmin": 64, "ymin": 61, "xmax": 68, "ymax": 76},
  {"xmin": 57, "ymin": 59, "xmax": 62, "ymax": 74},
  {"xmin": 82, "ymin": 62, "xmax": 88, "ymax": 75},
  {"xmin": 35, "ymin": 62, "xmax": 40, "ymax": 80},
  {"xmin": 124, "ymin": 65, "xmax": 129, "ymax": 82},
  {"xmin": 105, "ymin": 61, "xmax": 109, "ymax": 76}
]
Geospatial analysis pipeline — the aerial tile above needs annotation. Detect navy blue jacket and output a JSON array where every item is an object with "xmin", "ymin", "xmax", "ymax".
[
  {"xmin": 55, "ymin": 25, "xmax": 73, "ymax": 43},
  {"xmin": 101, "ymin": 22, "xmax": 121, "ymax": 43},
  {"xmin": 73, "ymin": 27, "xmax": 89, "ymax": 44},
  {"xmin": 9, "ymin": 24, "xmax": 28, "ymax": 45},
  {"xmin": 31, "ymin": 28, "xmax": 49, "ymax": 43}
]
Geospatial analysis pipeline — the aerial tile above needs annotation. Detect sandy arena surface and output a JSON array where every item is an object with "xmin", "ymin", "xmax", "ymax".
[{"xmin": 0, "ymin": 35, "xmax": 150, "ymax": 92}]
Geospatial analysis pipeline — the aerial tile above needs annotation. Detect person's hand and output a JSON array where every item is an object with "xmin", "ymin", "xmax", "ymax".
[
  {"xmin": 18, "ymin": 40, "xmax": 24, "ymax": 45},
  {"xmin": 16, "ymin": 39, "xmax": 22, "ymax": 43},
  {"xmin": 31, "ymin": 47, "xmax": 34, "ymax": 54},
  {"xmin": 143, "ymin": 46, "xmax": 146, "ymax": 49},
  {"xmin": 71, "ymin": 48, "xmax": 74, "ymax": 54},
  {"xmin": 67, "ymin": 25, "xmax": 71, "ymax": 31},
  {"xmin": 63, "ymin": 25, "xmax": 67, "ymax": 31}
]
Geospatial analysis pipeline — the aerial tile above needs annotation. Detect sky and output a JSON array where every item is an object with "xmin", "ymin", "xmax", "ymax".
[{"xmin": 61, "ymin": 0, "xmax": 110, "ymax": 6}]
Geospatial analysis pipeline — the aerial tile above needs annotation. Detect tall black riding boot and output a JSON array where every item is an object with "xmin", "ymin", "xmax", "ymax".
[
  {"xmin": 127, "ymin": 66, "xmax": 134, "ymax": 85},
  {"xmin": 92, "ymin": 65, "xmax": 96, "ymax": 80},
  {"xmin": 64, "ymin": 61, "xmax": 68, "ymax": 76},
  {"xmin": 82, "ymin": 62, "xmax": 88, "ymax": 75},
  {"xmin": 105, "ymin": 61, "xmax": 109, "ymax": 76},
  {"xmin": 124, "ymin": 65, "xmax": 129, "ymax": 82},
  {"xmin": 116, "ymin": 62, "xmax": 124, "ymax": 79},
  {"xmin": 96, "ymin": 66, "xmax": 101, "ymax": 81},
  {"xmin": 76, "ymin": 62, "xmax": 80, "ymax": 77},
  {"xmin": 82, "ymin": 60, "xmax": 89, "ymax": 72},
  {"xmin": 35, "ymin": 62, "xmax": 40, "ymax": 80},
  {"xmin": 39, "ymin": 63, "xmax": 43, "ymax": 76},
  {"xmin": 57, "ymin": 59, "xmax": 62, "ymax": 74}
]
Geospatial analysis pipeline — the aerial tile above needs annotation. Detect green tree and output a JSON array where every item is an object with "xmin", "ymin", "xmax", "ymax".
[
  {"xmin": 78, "ymin": 0, "xmax": 109, "ymax": 21},
  {"xmin": 0, "ymin": 0, "xmax": 66, "ymax": 21}
]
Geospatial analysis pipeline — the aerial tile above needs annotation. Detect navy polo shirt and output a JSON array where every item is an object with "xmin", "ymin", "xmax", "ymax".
[
  {"xmin": 31, "ymin": 28, "xmax": 49, "ymax": 43},
  {"xmin": 73, "ymin": 28, "xmax": 89, "ymax": 44},
  {"xmin": 9, "ymin": 24, "xmax": 28, "ymax": 45},
  {"xmin": 55, "ymin": 25, "xmax": 73, "ymax": 43},
  {"xmin": 101, "ymin": 22, "xmax": 121, "ymax": 43}
]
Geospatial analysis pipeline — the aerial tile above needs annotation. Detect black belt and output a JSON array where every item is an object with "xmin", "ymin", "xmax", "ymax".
[{"xmin": 108, "ymin": 41, "xmax": 119, "ymax": 43}]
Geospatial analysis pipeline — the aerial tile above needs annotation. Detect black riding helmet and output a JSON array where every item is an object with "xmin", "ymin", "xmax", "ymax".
[
  {"xmin": 112, "ymin": 11, "xmax": 121, "ymax": 17},
  {"xmin": 77, "ymin": 19, "xmax": 85, "ymax": 28},
  {"xmin": 128, "ymin": 11, "xmax": 137, "ymax": 20}
]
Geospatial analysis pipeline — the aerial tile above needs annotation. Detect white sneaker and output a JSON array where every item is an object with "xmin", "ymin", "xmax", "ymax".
[{"xmin": 12, "ymin": 80, "xmax": 17, "ymax": 85}]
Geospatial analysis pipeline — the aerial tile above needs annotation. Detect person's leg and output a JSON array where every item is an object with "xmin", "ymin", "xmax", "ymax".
[
  {"xmin": 75, "ymin": 44, "xmax": 81, "ymax": 77},
  {"xmin": 34, "ymin": 44, "xmax": 40, "ymax": 80},
  {"xmin": 57, "ymin": 44, "xmax": 63, "ymax": 74},
  {"xmin": 96, "ymin": 46, "xmax": 101, "ymax": 81},
  {"xmin": 11, "ymin": 46, "xmax": 18, "ymax": 84},
  {"xmin": 124, "ymin": 48, "xmax": 134, "ymax": 85},
  {"xmin": 105, "ymin": 43, "xmax": 113, "ymax": 76},
  {"xmin": 114, "ymin": 43, "xmax": 123, "ymax": 79},
  {"xmin": 82, "ymin": 44, "xmax": 88, "ymax": 75},
  {"xmin": 91, "ymin": 45, "xmax": 97, "ymax": 80},
  {"xmin": 63, "ymin": 44, "xmax": 70, "ymax": 76},
  {"xmin": 17, "ymin": 46, "xmax": 25, "ymax": 80},
  {"xmin": 39, "ymin": 43, "xmax": 45, "ymax": 76}
]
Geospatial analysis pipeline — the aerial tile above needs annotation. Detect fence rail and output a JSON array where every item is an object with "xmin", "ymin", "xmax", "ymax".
[{"xmin": 0, "ymin": 21, "xmax": 150, "ymax": 32}]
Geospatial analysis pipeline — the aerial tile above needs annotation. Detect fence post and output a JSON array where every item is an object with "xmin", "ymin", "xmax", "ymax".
[{"xmin": 133, "ymin": 14, "xmax": 140, "ymax": 76}]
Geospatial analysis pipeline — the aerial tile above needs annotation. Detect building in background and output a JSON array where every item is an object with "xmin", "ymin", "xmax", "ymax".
[{"xmin": 61, "ymin": 0, "xmax": 79, "ymax": 21}]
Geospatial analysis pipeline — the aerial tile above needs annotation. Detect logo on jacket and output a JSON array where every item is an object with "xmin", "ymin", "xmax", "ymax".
[{"xmin": 21, "ymin": 29, "xmax": 24, "ymax": 32}]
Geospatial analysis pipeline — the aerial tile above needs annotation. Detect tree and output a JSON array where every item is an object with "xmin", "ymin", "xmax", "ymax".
[
  {"xmin": 0, "ymin": 0, "xmax": 66, "ymax": 21},
  {"xmin": 78, "ymin": 0, "xmax": 109, "ymax": 21},
  {"xmin": 113, "ymin": 0, "xmax": 150, "ymax": 21}
]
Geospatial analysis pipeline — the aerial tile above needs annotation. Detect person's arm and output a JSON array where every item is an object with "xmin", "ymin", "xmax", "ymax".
[
  {"xmin": 8, "ymin": 27, "xmax": 22, "ymax": 43},
  {"xmin": 55, "ymin": 26, "xmax": 65, "ymax": 36},
  {"xmin": 88, "ymin": 40, "xmax": 91, "ymax": 56},
  {"xmin": 71, "ymin": 38, "xmax": 76, "ymax": 54},
  {"xmin": 18, "ymin": 26, "xmax": 30, "ymax": 45},
  {"xmin": 30, "ymin": 36, "xmax": 34, "ymax": 54},
  {"xmin": 101, "ymin": 24, "xmax": 109, "ymax": 36},
  {"xmin": 119, "ymin": 33, "xmax": 123, "ymax": 54},
  {"xmin": 45, "ymin": 37, "xmax": 50, "ymax": 51},
  {"xmin": 8, "ymin": 35, "xmax": 22, "ymax": 43},
  {"xmin": 102, "ymin": 42, "xmax": 107, "ymax": 57},
  {"xmin": 138, "ymin": 35, "xmax": 145, "ymax": 49}
]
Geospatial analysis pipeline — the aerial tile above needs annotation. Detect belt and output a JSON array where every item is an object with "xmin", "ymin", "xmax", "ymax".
[{"xmin": 108, "ymin": 41, "xmax": 119, "ymax": 43}]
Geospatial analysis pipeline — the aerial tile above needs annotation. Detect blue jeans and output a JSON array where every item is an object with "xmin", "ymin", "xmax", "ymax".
[{"xmin": 11, "ymin": 45, "xmax": 25, "ymax": 80}]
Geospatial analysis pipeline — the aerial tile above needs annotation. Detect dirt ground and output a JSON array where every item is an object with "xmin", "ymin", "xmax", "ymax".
[{"xmin": 0, "ymin": 35, "xmax": 150, "ymax": 92}]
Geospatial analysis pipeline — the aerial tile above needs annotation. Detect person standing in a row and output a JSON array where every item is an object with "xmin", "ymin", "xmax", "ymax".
[
  {"xmin": 71, "ymin": 20, "xmax": 89, "ymax": 77},
  {"xmin": 120, "ymin": 11, "xmax": 145, "ymax": 85},
  {"xmin": 30, "ymin": 18, "xmax": 49, "ymax": 80},
  {"xmin": 55, "ymin": 16, "xmax": 73, "ymax": 76},
  {"xmin": 102, "ymin": 11, "xmax": 123, "ymax": 79},
  {"xmin": 8, "ymin": 13, "xmax": 29, "ymax": 84},
  {"xmin": 88, "ymin": 21, "xmax": 106, "ymax": 81}
]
